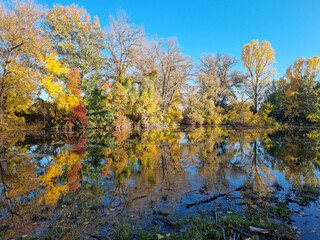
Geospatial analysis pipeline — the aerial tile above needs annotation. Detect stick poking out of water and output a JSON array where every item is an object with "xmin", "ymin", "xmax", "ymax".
[
  {"xmin": 113, "ymin": 195, "xmax": 148, "ymax": 208},
  {"xmin": 186, "ymin": 186, "xmax": 243, "ymax": 208}
]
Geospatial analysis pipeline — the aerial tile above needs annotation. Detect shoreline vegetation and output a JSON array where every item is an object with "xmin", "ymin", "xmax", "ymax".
[
  {"xmin": 1, "ymin": 0, "xmax": 320, "ymax": 132},
  {"xmin": 1, "ymin": 122, "xmax": 319, "ymax": 134}
]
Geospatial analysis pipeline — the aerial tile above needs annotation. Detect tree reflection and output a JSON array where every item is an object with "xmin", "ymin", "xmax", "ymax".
[
  {"xmin": 1, "ymin": 127, "xmax": 320, "ymax": 238},
  {"xmin": 266, "ymin": 129, "xmax": 320, "ymax": 187}
]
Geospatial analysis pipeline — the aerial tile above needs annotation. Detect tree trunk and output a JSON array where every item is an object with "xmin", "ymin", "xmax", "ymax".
[
  {"xmin": 254, "ymin": 93, "xmax": 258, "ymax": 114},
  {"xmin": 0, "ymin": 96, "xmax": 4, "ymax": 125}
]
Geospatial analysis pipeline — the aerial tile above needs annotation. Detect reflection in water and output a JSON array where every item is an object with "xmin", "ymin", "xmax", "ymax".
[{"xmin": 0, "ymin": 127, "xmax": 320, "ymax": 238}]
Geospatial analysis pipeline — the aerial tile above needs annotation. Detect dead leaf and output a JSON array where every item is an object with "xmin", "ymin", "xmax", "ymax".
[{"xmin": 157, "ymin": 233, "xmax": 164, "ymax": 239}]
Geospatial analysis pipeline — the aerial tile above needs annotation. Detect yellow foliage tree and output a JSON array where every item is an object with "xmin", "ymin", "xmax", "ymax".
[
  {"xmin": 258, "ymin": 102, "xmax": 274, "ymax": 125},
  {"xmin": 0, "ymin": 0, "xmax": 50, "ymax": 126},
  {"xmin": 167, "ymin": 93, "xmax": 184, "ymax": 124},
  {"xmin": 241, "ymin": 40, "xmax": 276, "ymax": 114},
  {"xmin": 281, "ymin": 56, "xmax": 320, "ymax": 122},
  {"xmin": 39, "ymin": 54, "xmax": 80, "ymax": 124}
]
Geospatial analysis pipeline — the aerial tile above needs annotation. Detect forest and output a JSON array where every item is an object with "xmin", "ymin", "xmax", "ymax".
[{"xmin": 1, "ymin": 0, "xmax": 320, "ymax": 131}]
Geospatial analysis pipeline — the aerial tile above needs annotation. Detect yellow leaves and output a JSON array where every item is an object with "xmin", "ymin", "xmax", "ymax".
[
  {"xmin": 227, "ymin": 101, "xmax": 265, "ymax": 126},
  {"xmin": 0, "ymin": 0, "xmax": 50, "ymax": 124},
  {"xmin": 306, "ymin": 56, "xmax": 320, "ymax": 73},
  {"xmin": 258, "ymin": 102, "xmax": 274, "ymax": 125},
  {"xmin": 0, "ymin": 62, "xmax": 38, "ymax": 122},
  {"xmin": 281, "ymin": 55, "xmax": 320, "ymax": 122},
  {"xmin": 167, "ymin": 107, "xmax": 183, "ymax": 123},
  {"xmin": 48, "ymin": 4, "xmax": 98, "ymax": 35},
  {"xmin": 39, "ymin": 54, "xmax": 68, "ymax": 75},
  {"xmin": 57, "ymin": 93, "xmax": 80, "ymax": 113},
  {"xmin": 167, "ymin": 92, "xmax": 184, "ymax": 123},
  {"xmin": 241, "ymin": 40, "xmax": 275, "ymax": 113},
  {"xmin": 39, "ymin": 54, "xmax": 81, "ymax": 114},
  {"xmin": 242, "ymin": 39, "xmax": 276, "ymax": 76},
  {"xmin": 243, "ymin": 40, "xmax": 265, "ymax": 62},
  {"xmin": 157, "ymin": 234, "xmax": 164, "ymax": 239}
]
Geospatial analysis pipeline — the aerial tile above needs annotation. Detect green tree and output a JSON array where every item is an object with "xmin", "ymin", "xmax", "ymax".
[{"xmin": 45, "ymin": 4, "xmax": 105, "ymax": 96}]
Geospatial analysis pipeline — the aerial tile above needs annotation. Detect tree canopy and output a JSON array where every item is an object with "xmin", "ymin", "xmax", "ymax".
[{"xmin": 1, "ymin": 1, "xmax": 320, "ymax": 130}]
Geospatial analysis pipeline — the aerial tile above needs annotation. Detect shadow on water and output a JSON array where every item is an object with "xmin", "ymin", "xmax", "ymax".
[{"xmin": 0, "ymin": 127, "xmax": 320, "ymax": 239}]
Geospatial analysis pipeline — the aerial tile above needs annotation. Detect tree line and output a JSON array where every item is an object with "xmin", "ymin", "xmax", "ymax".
[{"xmin": 1, "ymin": 0, "xmax": 320, "ymax": 131}]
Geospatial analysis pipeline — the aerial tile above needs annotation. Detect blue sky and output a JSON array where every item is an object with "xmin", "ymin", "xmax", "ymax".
[{"xmin": 38, "ymin": 0, "xmax": 320, "ymax": 78}]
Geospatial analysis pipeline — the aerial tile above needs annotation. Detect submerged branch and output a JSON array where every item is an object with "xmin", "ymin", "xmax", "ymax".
[
  {"xmin": 229, "ymin": 226, "xmax": 252, "ymax": 238},
  {"xmin": 186, "ymin": 186, "xmax": 243, "ymax": 208},
  {"xmin": 113, "ymin": 194, "xmax": 147, "ymax": 208},
  {"xmin": 153, "ymin": 215, "xmax": 175, "ymax": 229}
]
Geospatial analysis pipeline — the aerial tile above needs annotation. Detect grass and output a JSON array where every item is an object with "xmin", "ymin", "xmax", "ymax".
[
  {"xmin": 292, "ymin": 184, "xmax": 320, "ymax": 206},
  {"xmin": 109, "ymin": 210, "xmax": 296, "ymax": 240}
]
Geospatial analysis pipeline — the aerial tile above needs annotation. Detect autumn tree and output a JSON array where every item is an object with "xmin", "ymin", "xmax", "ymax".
[
  {"xmin": 104, "ymin": 10, "xmax": 150, "ymax": 128},
  {"xmin": 190, "ymin": 53, "xmax": 244, "ymax": 124},
  {"xmin": 241, "ymin": 40, "xmax": 276, "ymax": 114},
  {"xmin": 198, "ymin": 53, "xmax": 243, "ymax": 108},
  {"xmin": 105, "ymin": 10, "xmax": 144, "ymax": 81},
  {"xmin": 39, "ymin": 54, "xmax": 83, "ymax": 128},
  {"xmin": 0, "ymin": 0, "xmax": 49, "ymax": 125},
  {"xmin": 152, "ymin": 38, "xmax": 192, "ymax": 120},
  {"xmin": 130, "ymin": 42, "xmax": 162, "ymax": 127},
  {"xmin": 183, "ymin": 85, "xmax": 205, "ymax": 125},
  {"xmin": 65, "ymin": 68, "xmax": 88, "ymax": 128},
  {"xmin": 280, "ymin": 56, "xmax": 320, "ymax": 123},
  {"xmin": 45, "ymin": 4, "xmax": 105, "ymax": 96}
]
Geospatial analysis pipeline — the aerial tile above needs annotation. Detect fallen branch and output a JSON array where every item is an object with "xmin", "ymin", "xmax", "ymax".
[
  {"xmin": 249, "ymin": 226, "xmax": 269, "ymax": 234},
  {"xmin": 285, "ymin": 197, "xmax": 302, "ymax": 205},
  {"xmin": 9, "ymin": 209, "xmax": 24, "ymax": 219},
  {"xmin": 153, "ymin": 215, "xmax": 175, "ymax": 229},
  {"xmin": 184, "ymin": 189, "xmax": 197, "ymax": 195},
  {"xmin": 113, "ymin": 195, "xmax": 147, "ymax": 208},
  {"xmin": 186, "ymin": 186, "xmax": 243, "ymax": 208},
  {"xmin": 85, "ymin": 232, "xmax": 111, "ymax": 240},
  {"xmin": 229, "ymin": 226, "xmax": 252, "ymax": 238},
  {"xmin": 217, "ymin": 224, "xmax": 226, "ymax": 240}
]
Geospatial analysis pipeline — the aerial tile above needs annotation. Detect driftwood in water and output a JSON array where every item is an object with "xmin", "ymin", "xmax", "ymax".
[
  {"xmin": 113, "ymin": 195, "xmax": 148, "ymax": 208},
  {"xmin": 153, "ymin": 214, "xmax": 175, "ymax": 229},
  {"xmin": 230, "ymin": 226, "xmax": 252, "ymax": 238},
  {"xmin": 85, "ymin": 232, "xmax": 111, "ymax": 240},
  {"xmin": 186, "ymin": 186, "xmax": 243, "ymax": 208}
]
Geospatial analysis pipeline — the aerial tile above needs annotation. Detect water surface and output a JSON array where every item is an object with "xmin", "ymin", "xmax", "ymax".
[{"xmin": 0, "ymin": 127, "xmax": 320, "ymax": 239}]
